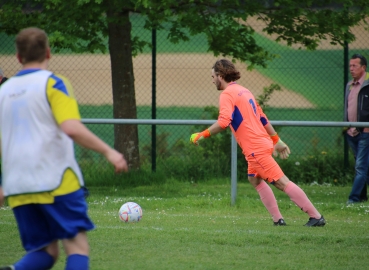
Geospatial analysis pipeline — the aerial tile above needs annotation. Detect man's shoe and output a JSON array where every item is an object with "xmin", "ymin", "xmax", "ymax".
[
  {"xmin": 274, "ymin": 218, "xmax": 287, "ymax": 226},
  {"xmin": 346, "ymin": 199, "xmax": 362, "ymax": 205},
  {"xmin": 304, "ymin": 215, "xmax": 326, "ymax": 227},
  {"xmin": 346, "ymin": 200, "xmax": 355, "ymax": 205},
  {"xmin": 0, "ymin": 266, "xmax": 15, "ymax": 270}
]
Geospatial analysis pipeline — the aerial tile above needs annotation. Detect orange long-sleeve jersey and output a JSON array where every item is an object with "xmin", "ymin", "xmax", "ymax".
[{"xmin": 217, "ymin": 82, "xmax": 273, "ymax": 157}]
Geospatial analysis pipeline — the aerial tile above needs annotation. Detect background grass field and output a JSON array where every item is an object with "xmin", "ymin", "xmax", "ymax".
[{"xmin": 1, "ymin": 180, "xmax": 368, "ymax": 269}]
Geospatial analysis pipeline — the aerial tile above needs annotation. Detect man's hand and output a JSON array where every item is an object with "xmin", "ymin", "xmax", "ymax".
[
  {"xmin": 273, "ymin": 139, "xmax": 291, "ymax": 159},
  {"xmin": 190, "ymin": 129, "xmax": 211, "ymax": 145},
  {"xmin": 105, "ymin": 149, "xmax": 128, "ymax": 173},
  {"xmin": 270, "ymin": 133, "xmax": 290, "ymax": 159}
]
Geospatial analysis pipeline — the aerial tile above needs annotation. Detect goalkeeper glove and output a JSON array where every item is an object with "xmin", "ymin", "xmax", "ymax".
[
  {"xmin": 190, "ymin": 129, "xmax": 211, "ymax": 145},
  {"xmin": 270, "ymin": 133, "xmax": 290, "ymax": 159}
]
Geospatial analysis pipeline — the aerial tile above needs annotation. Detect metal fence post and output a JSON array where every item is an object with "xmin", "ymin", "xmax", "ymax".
[
  {"xmin": 231, "ymin": 133, "xmax": 237, "ymax": 206},
  {"xmin": 343, "ymin": 41, "xmax": 349, "ymax": 170},
  {"xmin": 151, "ymin": 28, "xmax": 157, "ymax": 172}
]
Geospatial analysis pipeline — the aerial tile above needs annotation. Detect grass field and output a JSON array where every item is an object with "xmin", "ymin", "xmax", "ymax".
[{"xmin": 1, "ymin": 180, "xmax": 368, "ymax": 269}]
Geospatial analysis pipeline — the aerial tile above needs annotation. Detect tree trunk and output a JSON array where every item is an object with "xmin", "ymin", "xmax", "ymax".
[{"xmin": 107, "ymin": 10, "xmax": 140, "ymax": 169}]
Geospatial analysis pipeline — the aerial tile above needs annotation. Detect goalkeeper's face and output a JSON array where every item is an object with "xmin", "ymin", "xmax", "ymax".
[{"xmin": 211, "ymin": 69, "xmax": 223, "ymax": 91}]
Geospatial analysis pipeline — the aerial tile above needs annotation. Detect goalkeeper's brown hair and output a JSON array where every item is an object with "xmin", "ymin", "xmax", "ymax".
[
  {"xmin": 16, "ymin": 27, "xmax": 49, "ymax": 64},
  {"xmin": 212, "ymin": 59, "xmax": 241, "ymax": 83}
]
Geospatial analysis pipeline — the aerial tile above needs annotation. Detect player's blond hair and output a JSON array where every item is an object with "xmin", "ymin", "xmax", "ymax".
[
  {"xmin": 16, "ymin": 27, "xmax": 49, "ymax": 64},
  {"xmin": 212, "ymin": 59, "xmax": 241, "ymax": 82}
]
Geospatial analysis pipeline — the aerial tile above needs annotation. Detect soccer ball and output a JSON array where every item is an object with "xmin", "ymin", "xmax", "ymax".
[{"xmin": 118, "ymin": 202, "xmax": 142, "ymax": 223}]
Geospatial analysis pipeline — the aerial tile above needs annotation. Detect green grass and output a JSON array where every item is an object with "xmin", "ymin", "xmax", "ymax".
[
  {"xmin": 252, "ymin": 34, "xmax": 347, "ymax": 109},
  {"xmin": 251, "ymin": 33, "xmax": 369, "ymax": 110},
  {"xmin": 1, "ymin": 180, "xmax": 369, "ymax": 269},
  {"xmin": 130, "ymin": 13, "xmax": 209, "ymax": 54}
]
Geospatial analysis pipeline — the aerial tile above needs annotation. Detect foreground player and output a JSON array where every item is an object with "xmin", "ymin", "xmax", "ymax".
[
  {"xmin": 0, "ymin": 27, "xmax": 128, "ymax": 270},
  {"xmin": 190, "ymin": 59, "xmax": 325, "ymax": 227}
]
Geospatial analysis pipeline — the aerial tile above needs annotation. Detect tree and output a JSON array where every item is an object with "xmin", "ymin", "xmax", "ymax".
[{"xmin": 1, "ymin": 0, "xmax": 368, "ymax": 169}]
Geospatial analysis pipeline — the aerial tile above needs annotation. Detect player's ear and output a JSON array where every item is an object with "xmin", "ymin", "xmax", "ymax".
[
  {"xmin": 46, "ymin": 47, "xmax": 51, "ymax": 60},
  {"xmin": 16, "ymin": 53, "xmax": 23, "ymax": 64}
]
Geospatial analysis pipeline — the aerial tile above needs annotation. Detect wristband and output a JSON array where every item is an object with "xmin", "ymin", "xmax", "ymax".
[
  {"xmin": 203, "ymin": 129, "xmax": 211, "ymax": 138},
  {"xmin": 270, "ymin": 133, "xmax": 280, "ymax": 145}
]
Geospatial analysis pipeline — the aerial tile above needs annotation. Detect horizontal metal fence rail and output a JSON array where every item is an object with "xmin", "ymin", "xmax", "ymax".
[
  {"xmin": 82, "ymin": 119, "xmax": 369, "ymax": 127},
  {"xmin": 81, "ymin": 119, "xmax": 369, "ymax": 205}
]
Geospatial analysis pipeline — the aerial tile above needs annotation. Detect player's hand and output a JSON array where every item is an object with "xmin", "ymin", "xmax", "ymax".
[
  {"xmin": 105, "ymin": 149, "xmax": 128, "ymax": 173},
  {"xmin": 273, "ymin": 139, "xmax": 291, "ymax": 159},
  {"xmin": 190, "ymin": 129, "xmax": 211, "ymax": 145}
]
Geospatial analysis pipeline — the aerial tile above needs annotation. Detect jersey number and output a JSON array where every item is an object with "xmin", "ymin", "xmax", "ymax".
[{"xmin": 249, "ymin": 99, "xmax": 257, "ymax": 115}]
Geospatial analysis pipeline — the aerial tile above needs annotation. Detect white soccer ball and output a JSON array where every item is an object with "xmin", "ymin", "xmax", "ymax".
[{"xmin": 118, "ymin": 202, "xmax": 142, "ymax": 223}]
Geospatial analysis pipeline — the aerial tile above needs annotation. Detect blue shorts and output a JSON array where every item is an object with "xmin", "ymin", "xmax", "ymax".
[{"xmin": 13, "ymin": 188, "xmax": 95, "ymax": 252}]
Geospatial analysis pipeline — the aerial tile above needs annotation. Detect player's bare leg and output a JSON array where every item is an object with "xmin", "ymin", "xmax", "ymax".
[{"xmin": 62, "ymin": 231, "xmax": 89, "ymax": 270}]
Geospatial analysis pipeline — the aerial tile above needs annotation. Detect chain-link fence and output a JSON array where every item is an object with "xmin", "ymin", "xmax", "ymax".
[{"xmin": 1, "ymin": 14, "xmax": 368, "ymax": 179}]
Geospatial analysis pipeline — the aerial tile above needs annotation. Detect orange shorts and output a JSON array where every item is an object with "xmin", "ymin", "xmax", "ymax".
[{"xmin": 246, "ymin": 148, "xmax": 284, "ymax": 183}]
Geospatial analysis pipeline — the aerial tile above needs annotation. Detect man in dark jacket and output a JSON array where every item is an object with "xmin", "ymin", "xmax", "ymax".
[{"xmin": 344, "ymin": 53, "xmax": 369, "ymax": 204}]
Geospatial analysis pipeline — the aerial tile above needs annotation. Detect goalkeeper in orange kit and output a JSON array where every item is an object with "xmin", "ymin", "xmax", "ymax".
[{"xmin": 190, "ymin": 59, "xmax": 325, "ymax": 227}]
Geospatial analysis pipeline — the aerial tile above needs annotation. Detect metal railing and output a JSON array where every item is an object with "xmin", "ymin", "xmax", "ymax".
[{"xmin": 82, "ymin": 119, "xmax": 369, "ymax": 205}]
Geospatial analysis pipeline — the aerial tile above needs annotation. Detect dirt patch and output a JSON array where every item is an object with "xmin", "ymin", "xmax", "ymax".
[{"xmin": 0, "ymin": 54, "xmax": 314, "ymax": 108}]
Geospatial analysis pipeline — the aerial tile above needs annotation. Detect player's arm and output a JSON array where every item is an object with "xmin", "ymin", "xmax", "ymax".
[
  {"xmin": 256, "ymin": 102, "xmax": 290, "ymax": 158},
  {"xmin": 60, "ymin": 120, "xmax": 127, "ymax": 172},
  {"xmin": 190, "ymin": 121, "xmax": 224, "ymax": 145},
  {"xmin": 259, "ymin": 106, "xmax": 290, "ymax": 159},
  {"xmin": 190, "ymin": 92, "xmax": 231, "ymax": 145},
  {"xmin": 48, "ymin": 75, "xmax": 128, "ymax": 172}
]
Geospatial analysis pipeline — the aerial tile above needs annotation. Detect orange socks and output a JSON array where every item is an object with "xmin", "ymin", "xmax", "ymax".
[
  {"xmin": 284, "ymin": 182, "xmax": 321, "ymax": 219},
  {"xmin": 256, "ymin": 180, "xmax": 283, "ymax": 222}
]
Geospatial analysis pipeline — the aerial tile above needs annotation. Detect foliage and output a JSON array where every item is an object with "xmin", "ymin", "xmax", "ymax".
[
  {"xmin": 2, "ymin": 0, "xmax": 365, "ymax": 63},
  {"xmin": 140, "ymin": 139, "xmax": 354, "ymax": 185},
  {"xmin": 256, "ymin": 83, "xmax": 282, "ymax": 109},
  {"xmin": 278, "ymin": 149, "xmax": 355, "ymax": 185},
  {"xmin": 77, "ymin": 122, "xmax": 354, "ymax": 186}
]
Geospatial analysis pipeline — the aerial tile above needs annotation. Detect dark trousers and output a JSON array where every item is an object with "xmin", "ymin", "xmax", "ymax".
[{"xmin": 346, "ymin": 133, "xmax": 369, "ymax": 202}]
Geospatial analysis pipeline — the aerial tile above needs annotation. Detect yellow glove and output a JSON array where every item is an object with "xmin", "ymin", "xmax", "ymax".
[
  {"xmin": 270, "ymin": 133, "xmax": 290, "ymax": 159},
  {"xmin": 190, "ymin": 129, "xmax": 211, "ymax": 145}
]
